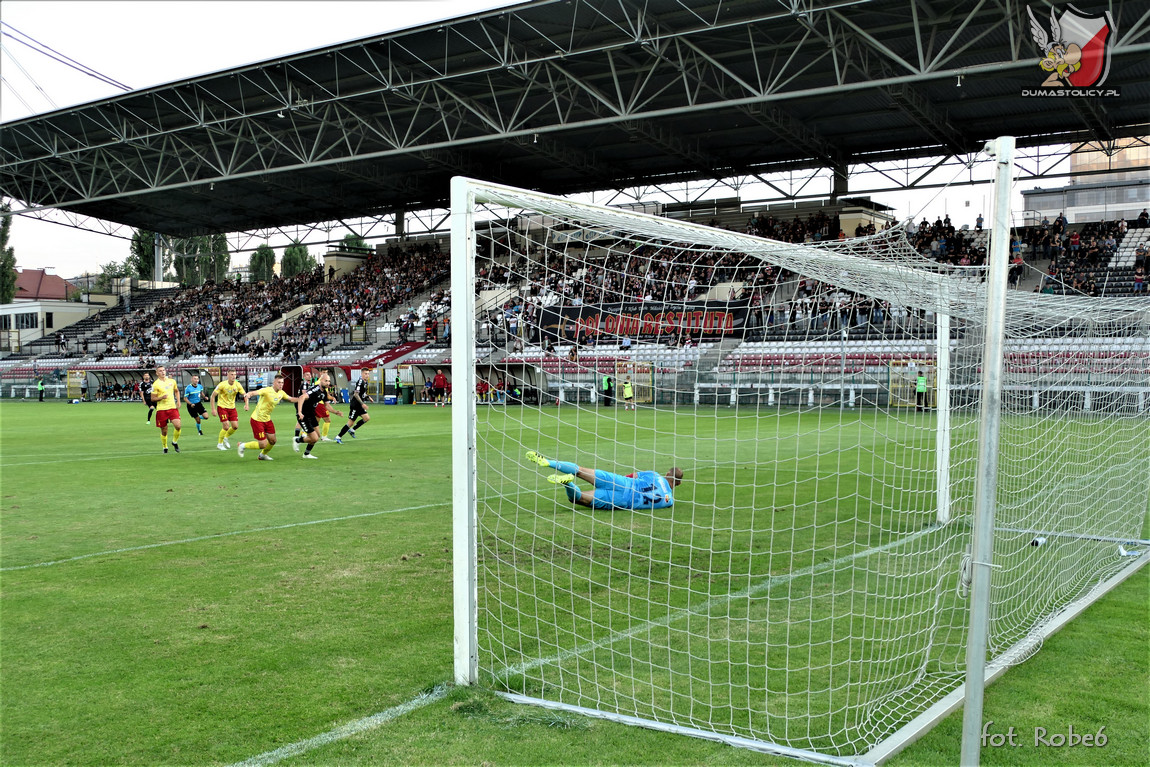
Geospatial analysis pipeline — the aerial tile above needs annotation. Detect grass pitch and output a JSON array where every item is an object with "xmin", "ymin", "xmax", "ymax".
[{"xmin": 0, "ymin": 400, "xmax": 1145, "ymax": 766}]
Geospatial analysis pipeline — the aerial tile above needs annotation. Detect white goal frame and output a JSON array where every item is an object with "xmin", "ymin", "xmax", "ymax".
[{"xmin": 449, "ymin": 148, "xmax": 1150, "ymax": 766}]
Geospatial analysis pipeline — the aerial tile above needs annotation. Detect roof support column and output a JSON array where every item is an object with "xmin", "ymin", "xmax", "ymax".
[
  {"xmin": 153, "ymin": 232, "xmax": 163, "ymax": 283},
  {"xmin": 395, "ymin": 208, "xmax": 406, "ymax": 238},
  {"xmin": 830, "ymin": 162, "xmax": 849, "ymax": 204}
]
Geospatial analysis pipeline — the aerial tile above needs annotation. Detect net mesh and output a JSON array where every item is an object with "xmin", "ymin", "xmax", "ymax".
[{"xmin": 459, "ymin": 181, "xmax": 1150, "ymax": 759}]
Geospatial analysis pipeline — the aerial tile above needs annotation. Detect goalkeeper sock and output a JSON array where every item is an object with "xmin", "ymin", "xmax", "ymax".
[
  {"xmin": 564, "ymin": 484, "xmax": 580, "ymax": 503},
  {"xmin": 549, "ymin": 460, "xmax": 580, "ymax": 475}
]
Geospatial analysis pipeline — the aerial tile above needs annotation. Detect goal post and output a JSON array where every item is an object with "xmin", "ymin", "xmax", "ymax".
[
  {"xmin": 450, "ymin": 176, "xmax": 479, "ymax": 686},
  {"xmin": 450, "ymin": 164, "xmax": 1150, "ymax": 765}
]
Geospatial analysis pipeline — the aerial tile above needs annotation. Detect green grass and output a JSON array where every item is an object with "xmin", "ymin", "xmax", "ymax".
[{"xmin": 0, "ymin": 400, "xmax": 1145, "ymax": 766}]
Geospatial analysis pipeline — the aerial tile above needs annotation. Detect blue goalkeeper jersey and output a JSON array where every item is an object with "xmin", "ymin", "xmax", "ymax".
[{"xmin": 588, "ymin": 470, "xmax": 675, "ymax": 510}]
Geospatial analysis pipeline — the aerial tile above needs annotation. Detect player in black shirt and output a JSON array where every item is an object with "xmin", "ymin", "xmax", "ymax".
[
  {"xmin": 336, "ymin": 369, "xmax": 373, "ymax": 443},
  {"xmin": 140, "ymin": 372, "xmax": 155, "ymax": 423},
  {"xmin": 293, "ymin": 371, "xmax": 338, "ymax": 459}
]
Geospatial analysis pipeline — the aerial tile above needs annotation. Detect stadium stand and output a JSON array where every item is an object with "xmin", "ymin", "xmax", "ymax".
[{"xmin": 2, "ymin": 208, "xmax": 1145, "ymax": 403}]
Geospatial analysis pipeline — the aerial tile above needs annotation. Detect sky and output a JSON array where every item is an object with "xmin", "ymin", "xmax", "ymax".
[
  {"xmin": 0, "ymin": 1, "xmax": 1069, "ymax": 281},
  {"xmin": 0, "ymin": 0, "xmax": 521, "ymax": 278}
]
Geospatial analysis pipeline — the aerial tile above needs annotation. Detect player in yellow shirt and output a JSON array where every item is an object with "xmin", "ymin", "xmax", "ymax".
[
  {"xmin": 209, "ymin": 369, "xmax": 246, "ymax": 451},
  {"xmin": 150, "ymin": 366, "xmax": 182, "ymax": 454},
  {"xmin": 238, "ymin": 373, "xmax": 302, "ymax": 461}
]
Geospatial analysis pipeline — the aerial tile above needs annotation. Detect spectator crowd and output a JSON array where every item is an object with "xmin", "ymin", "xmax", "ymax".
[{"xmin": 84, "ymin": 242, "xmax": 450, "ymax": 361}]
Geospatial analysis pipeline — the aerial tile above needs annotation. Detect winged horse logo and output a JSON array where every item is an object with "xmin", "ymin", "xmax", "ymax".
[{"xmin": 1027, "ymin": 5, "xmax": 1116, "ymax": 88}]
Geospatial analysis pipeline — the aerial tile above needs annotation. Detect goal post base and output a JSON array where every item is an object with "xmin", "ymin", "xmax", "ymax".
[
  {"xmin": 863, "ymin": 552, "xmax": 1150, "ymax": 766},
  {"xmin": 498, "ymin": 692, "xmax": 865, "ymax": 767}
]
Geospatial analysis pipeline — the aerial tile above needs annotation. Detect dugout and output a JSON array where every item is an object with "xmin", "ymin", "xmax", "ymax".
[
  {"xmin": 86, "ymin": 368, "xmax": 219, "ymax": 400},
  {"xmin": 430, "ymin": 363, "xmax": 544, "ymax": 405},
  {"xmin": 83, "ymin": 367, "xmax": 212, "ymax": 400}
]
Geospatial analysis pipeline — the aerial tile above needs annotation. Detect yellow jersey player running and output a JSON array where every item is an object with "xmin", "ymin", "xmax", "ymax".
[
  {"xmin": 209, "ymin": 369, "xmax": 246, "ymax": 451},
  {"xmin": 151, "ymin": 366, "xmax": 182, "ymax": 454},
  {"xmin": 239, "ymin": 373, "xmax": 302, "ymax": 461}
]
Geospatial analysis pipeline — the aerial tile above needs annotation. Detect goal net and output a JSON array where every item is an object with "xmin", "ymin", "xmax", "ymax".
[{"xmin": 450, "ymin": 177, "xmax": 1150, "ymax": 764}]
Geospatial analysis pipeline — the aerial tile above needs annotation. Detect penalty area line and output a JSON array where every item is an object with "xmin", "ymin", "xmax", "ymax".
[
  {"xmin": 228, "ymin": 684, "xmax": 450, "ymax": 767},
  {"xmin": 1, "ymin": 501, "xmax": 448, "ymax": 572}
]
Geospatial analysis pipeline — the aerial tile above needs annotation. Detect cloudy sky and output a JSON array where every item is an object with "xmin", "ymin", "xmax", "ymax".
[{"xmin": 2, "ymin": 1, "xmax": 1056, "ymax": 280}]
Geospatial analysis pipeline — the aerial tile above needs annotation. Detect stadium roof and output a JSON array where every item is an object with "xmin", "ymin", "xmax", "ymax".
[{"xmin": 2, "ymin": 0, "xmax": 1148, "ymax": 237}]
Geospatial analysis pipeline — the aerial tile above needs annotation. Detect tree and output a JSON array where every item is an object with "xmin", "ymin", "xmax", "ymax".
[
  {"xmin": 173, "ymin": 235, "xmax": 228, "ymax": 286},
  {"xmin": 249, "ymin": 243, "xmax": 275, "ymax": 283},
  {"xmin": 281, "ymin": 239, "xmax": 315, "ymax": 278},
  {"xmin": 171, "ymin": 236, "xmax": 202, "ymax": 286},
  {"xmin": 127, "ymin": 229, "xmax": 157, "ymax": 280},
  {"xmin": 0, "ymin": 203, "xmax": 16, "ymax": 304},
  {"xmin": 93, "ymin": 261, "xmax": 129, "ymax": 294},
  {"xmin": 341, "ymin": 232, "xmax": 367, "ymax": 251},
  {"xmin": 197, "ymin": 233, "xmax": 230, "ymax": 284}
]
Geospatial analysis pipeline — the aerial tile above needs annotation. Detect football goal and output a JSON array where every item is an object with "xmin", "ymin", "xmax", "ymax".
[{"xmin": 449, "ymin": 141, "xmax": 1150, "ymax": 765}]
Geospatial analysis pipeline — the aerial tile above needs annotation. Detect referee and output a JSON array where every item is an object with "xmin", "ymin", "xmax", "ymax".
[{"xmin": 184, "ymin": 373, "xmax": 208, "ymax": 435}]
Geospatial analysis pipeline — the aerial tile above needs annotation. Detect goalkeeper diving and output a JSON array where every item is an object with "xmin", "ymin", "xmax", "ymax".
[{"xmin": 526, "ymin": 451, "xmax": 683, "ymax": 509}]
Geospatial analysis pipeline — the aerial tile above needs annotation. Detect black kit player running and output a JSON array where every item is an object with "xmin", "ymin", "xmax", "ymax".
[
  {"xmin": 140, "ymin": 374, "xmax": 155, "ymax": 423},
  {"xmin": 293, "ymin": 380, "xmax": 328, "ymax": 458},
  {"xmin": 336, "ymin": 374, "xmax": 372, "ymax": 443}
]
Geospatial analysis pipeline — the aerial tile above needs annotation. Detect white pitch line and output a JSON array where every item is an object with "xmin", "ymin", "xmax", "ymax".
[
  {"xmin": 1, "ymin": 501, "xmax": 448, "ymax": 571},
  {"xmin": 227, "ymin": 684, "xmax": 450, "ymax": 767}
]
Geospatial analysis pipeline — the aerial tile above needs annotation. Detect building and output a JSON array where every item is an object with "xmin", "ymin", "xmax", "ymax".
[
  {"xmin": 0, "ymin": 268, "xmax": 93, "ymax": 352},
  {"xmin": 1021, "ymin": 139, "xmax": 1150, "ymax": 225}
]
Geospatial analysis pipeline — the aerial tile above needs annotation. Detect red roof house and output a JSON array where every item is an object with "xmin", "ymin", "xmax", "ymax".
[{"xmin": 13, "ymin": 269, "xmax": 77, "ymax": 301}]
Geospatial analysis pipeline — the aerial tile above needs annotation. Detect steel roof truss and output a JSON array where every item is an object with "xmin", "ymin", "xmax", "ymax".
[
  {"xmin": 831, "ymin": 8, "xmax": 921, "ymax": 74},
  {"xmin": 925, "ymin": 0, "xmax": 992, "ymax": 73}
]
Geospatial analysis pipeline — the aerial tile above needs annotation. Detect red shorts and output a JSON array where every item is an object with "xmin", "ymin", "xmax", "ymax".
[
  {"xmin": 316, "ymin": 402, "xmax": 329, "ymax": 419},
  {"xmin": 251, "ymin": 418, "xmax": 275, "ymax": 440},
  {"xmin": 218, "ymin": 407, "xmax": 239, "ymax": 423},
  {"xmin": 156, "ymin": 408, "xmax": 180, "ymax": 428}
]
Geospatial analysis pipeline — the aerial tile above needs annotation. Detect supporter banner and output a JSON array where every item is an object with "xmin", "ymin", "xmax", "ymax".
[{"xmin": 539, "ymin": 299, "xmax": 752, "ymax": 342}]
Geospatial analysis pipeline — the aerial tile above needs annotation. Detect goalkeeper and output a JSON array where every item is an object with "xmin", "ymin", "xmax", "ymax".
[{"xmin": 526, "ymin": 451, "xmax": 682, "ymax": 510}]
